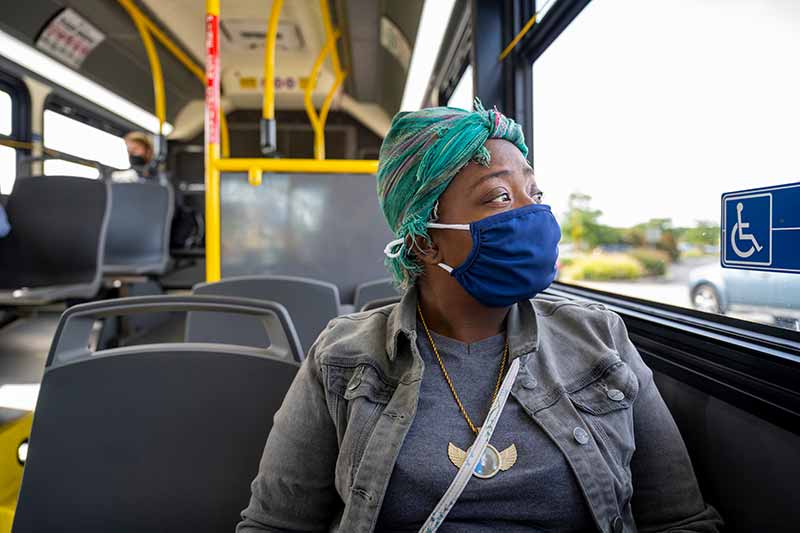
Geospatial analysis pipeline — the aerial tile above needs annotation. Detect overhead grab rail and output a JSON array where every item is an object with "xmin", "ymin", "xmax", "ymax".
[
  {"xmin": 307, "ymin": 0, "xmax": 348, "ymax": 160},
  {"xmin": 116, "ymin": 0, "xmax": 230, "ymax": 158},
  {"xmin": 304, "ymin": 29, "xmax": 341, "ymax": 161},
  {"xmin": 260, "ymin": 0, "xmax": 284, "ymax": 154},
  {"xmin": 205, "ymin": 0, "xmax": 378, "ymax": 282},
  {"xmin": 260, "ymin": 0, "xmax": 349, "ymax": 160}
]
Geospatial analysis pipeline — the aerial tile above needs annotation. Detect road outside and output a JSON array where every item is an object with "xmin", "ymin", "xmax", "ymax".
[{"xmin": 569, "ymin": 256, "xmax": 794, "ymax": 329}]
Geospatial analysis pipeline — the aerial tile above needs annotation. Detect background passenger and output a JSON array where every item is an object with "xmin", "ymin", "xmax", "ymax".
[
  {"xmin": 237, "ymin": 102, "xmax": 723, "ymax": 532},
  {"xmin": 112, "ymin": 131, "xmax": 156, "ymax": 182},
  {"xmin": 125, "ymin": 130, "xmax": 154, "ymax": 177}
]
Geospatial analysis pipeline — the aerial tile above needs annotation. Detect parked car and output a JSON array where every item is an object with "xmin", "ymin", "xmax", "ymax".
[{"xmin": 688, "ymin": 264, "xmax": 800, "ymax": 317}]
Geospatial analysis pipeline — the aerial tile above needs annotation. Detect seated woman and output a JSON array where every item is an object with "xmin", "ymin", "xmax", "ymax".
[{"xmin": 237, "ymin": 103, "xmax": 723, "ymax": 532}]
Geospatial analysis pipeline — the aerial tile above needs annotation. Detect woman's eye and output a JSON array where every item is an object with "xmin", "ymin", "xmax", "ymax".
[
  {"xmin": 532, "ymin": 191, "xmax": 544, "ymax": 204},
  {"xmin": 493, "ymin": 192, "xmax": 511, "ymax": 203}
]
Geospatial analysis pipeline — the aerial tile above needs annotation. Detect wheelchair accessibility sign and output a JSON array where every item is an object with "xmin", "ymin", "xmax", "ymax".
[{"xmin": 722, "ymin": 182, "xmax": 800, "ymax": 273}]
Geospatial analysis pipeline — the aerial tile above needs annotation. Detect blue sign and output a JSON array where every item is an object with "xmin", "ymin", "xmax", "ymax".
[{"xmin": 722, "ymin": 182, "xmax": 800, "ymax": 273}]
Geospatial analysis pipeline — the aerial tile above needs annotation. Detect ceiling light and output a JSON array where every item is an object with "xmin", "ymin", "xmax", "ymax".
[
  {"xmin": 0, "ymin": 28, "xmax": 173, "ymax": 135},
  {"xmin": 400, "ymin": 0, "xmax": 457, "ymax": 111}
]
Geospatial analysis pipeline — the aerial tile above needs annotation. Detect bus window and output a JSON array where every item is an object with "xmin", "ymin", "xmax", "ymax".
[
  {"xmin": 42, "ymin": 159, "xmax": 99, "ymax": 179},
  {"xmin": 447, "ymin": 65, "xmax": 473, "ymax": 110},
  {"xmin": 43, "ymin": 109, "xmax": 128, "ymax": 173},
  {"xmin": 533, "ymin": 0, "xmax": 800, "ymax": 331},
  {"xmin": 0, "ymin": 90, "xmax": 11, "ymax": 136},
  {"xmin": 0, "ymin": 89, "xmax": 15, "ymax": 193}
]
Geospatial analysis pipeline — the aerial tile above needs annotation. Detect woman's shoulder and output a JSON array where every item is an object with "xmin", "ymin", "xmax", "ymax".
[
  {"xmin": 530, "ymin": 294, "xmax": 650, "ymax": 386},
  {"xmin": 532, "ymin": 294, "xmax": 616, "ymax": 327},
  {"xmin": 310, "ymin": 304, "xmax": 398, "ymax": 366}
]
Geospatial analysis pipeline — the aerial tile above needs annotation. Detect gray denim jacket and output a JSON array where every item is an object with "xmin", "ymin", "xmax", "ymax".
[{"xmin": 238, "ymin": 288, "xmax": 723, "ymax": 533}]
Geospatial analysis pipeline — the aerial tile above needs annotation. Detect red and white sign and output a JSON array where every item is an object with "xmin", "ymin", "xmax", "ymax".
[
  {"xmin": 36, "ymin": 8, "xmax": 105, "ymax": 69},
  {"xmin": 205, "ymin": 13, "xmax": 220, "ymax": 145}
]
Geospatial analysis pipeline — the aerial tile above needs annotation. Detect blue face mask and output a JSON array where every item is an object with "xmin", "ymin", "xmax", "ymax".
[{"xmin": 427, "ymin": 204, "xmax": 561, "ymax": 307}]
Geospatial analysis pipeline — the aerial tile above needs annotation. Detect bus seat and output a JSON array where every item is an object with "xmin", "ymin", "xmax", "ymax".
[
  {"xmin": 360, "ymin": 295, "xmax": 402, "ymax": 312},
  {"xmin": 12, "ymin": 295, "xmax": 301, "ymax": 533},
  {"xmin": 0, "ymin": 176, "xmax": 110, "ymax": 305},
  {"xmin": 354, "ymin": 278, "xmax": 401, "ymax": 311},
  {"xmin": 653, "ymin": 371, "xmax": 800, "ymax": 532},
  {"xmin": 103, "ymin": 182, "xmax": 174, "ymax": 276},
  {"xmin": 188, "ymin": 275, "xmax": 340, "ymax": 356}
]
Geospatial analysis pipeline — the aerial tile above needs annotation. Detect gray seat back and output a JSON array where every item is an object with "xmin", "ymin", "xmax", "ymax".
[
  {"xmin": 354, "ymin": 278, "xmax": 400, "ymax": 311},
  {"xmin": 104, "ymin": 181, "xmax": 173, "ymax": 275},
  {"xmin": 0, "ymin": 176, "xmax": 110, "ymax": 303},
  {"xmin": 13, "ymin": 295, "xmax": 301, "ymax": 533},
  {"xmin": 188, "ymin": 275, "xmax": 340, "ymax": 356}
]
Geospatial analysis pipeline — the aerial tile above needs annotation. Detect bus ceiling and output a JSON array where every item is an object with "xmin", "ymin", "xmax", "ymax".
[{"xmin": 0, "ymin": 0, "xmax": 424, "ymax": 142}]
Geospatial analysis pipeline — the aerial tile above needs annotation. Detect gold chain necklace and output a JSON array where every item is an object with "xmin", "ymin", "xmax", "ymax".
[{"xmin": 417, "ymin": 304, "xmax": 517, "ymax": 479}]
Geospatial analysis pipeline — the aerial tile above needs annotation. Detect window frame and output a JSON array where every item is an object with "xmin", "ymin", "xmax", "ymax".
[
  {"xmin": 42, "ymin": 93, "xmax": 130, "ymax": 174},
  {"xmin": 516, "ymin": 0, "xmax": 800, "ymax": 436},
  {"xmin": 0, "ymin": 69, "xmax": 31, "ymax": 190}
]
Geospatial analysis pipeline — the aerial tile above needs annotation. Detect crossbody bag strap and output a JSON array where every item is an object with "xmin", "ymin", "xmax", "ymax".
[{"xmin": 418, "ymin": 357, "xmax": 521, "ymax": 533}]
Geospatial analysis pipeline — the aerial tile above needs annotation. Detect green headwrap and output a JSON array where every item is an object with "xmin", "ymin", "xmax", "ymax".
[{"xmin": 376, "ymin": 99, "xmax": 528, "ymax": 289}]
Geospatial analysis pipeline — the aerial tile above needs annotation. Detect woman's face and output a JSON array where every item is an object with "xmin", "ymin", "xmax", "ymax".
[{"xmin": 426, "ymin": 139, "xmax": 542, "ymax": 271}]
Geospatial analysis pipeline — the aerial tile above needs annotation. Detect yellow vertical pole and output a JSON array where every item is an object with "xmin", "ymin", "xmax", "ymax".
[{"xmin": 205, "ymin": 0, "xmax": 222, "ymax": 282}]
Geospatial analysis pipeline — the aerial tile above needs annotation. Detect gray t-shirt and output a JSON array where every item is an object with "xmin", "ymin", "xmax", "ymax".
[{"xmin": 375, "ymin": 324, "xmax": 595, "ymax": 532}]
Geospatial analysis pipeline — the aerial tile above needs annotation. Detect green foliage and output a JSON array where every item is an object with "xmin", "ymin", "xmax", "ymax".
[
  {"xmin": 682, "ymin": 221, "xmax": 720, "ymax": 247},
  {"xmin": 561, "ymin": 254, "xmax": 645, "ymax": 281},
  {"xmin": 628, "ymin": 247, "xmax": 670, "ymax": 276},
  {"xmin": 560, "ymin": 192, "xmax": 625, "ymax": 250},
  {"xmin": 629, "ymin": 218, "xmax": 680, "ymax": 260},
  {"xmin": 558, "ymin": 256, "xmax": 576, "ymax": 268},
  {"xmin": 681, "ymin": 247, "xmax": 706, "ymax": 259}
]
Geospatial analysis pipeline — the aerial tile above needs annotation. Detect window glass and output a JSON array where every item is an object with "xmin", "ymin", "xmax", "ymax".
[
  {"xmin": 0, "ymin": 145, "xmax": 15, "ymax": 194},
  {"xmin": 43, "ymin": 159, "xmax": 99, "ymax": 179},
  {"xmin": 43, "ymin": 110, "xmax": 128, "ymax": 169},
  {"xmin": 533, "ymin": 0, "xmax": 800, "ymax": 331},
  {"xmin": 447, "ymin": 65, "xmax": 473, "ymax": 110},
  {"xmin": 0, "ymin": 90, "xmax": 11, "ymax": 136}
]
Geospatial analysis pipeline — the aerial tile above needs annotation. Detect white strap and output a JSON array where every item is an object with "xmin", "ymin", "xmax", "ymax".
[
  {"xmin": 383, "ymin": 238, "xmax": 406, "ymax": 258},
  {"xmin": 419, "ymin": 357, "xmax": 521, "ymax": 533},
  {"xmin": 427, "ymin": 222, "xmax": 470, "ymax": 231}
]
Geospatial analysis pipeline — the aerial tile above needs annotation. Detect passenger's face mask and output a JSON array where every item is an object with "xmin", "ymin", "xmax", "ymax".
[
  {"xmin": 129, "ymin": 155, "xmax": 148, "ymax": 168},
  {"xmin": 427, "ymin": 204, "xmax": 561, "ymax": 307}
]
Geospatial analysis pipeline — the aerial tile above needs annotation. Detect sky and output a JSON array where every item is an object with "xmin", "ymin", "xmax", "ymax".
[{"xmin": 532, "ymin": 0, "xmax": 800, "ymax": 228}]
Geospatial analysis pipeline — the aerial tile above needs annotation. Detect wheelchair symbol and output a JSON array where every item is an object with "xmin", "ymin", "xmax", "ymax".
[{"xmin": 730, "ymin": 202, "xmax": 764, "ymax": 258}]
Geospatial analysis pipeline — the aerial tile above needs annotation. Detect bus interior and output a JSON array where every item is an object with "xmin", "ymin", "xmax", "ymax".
[{"xmin": 0, "ymin": 0, "xmax": 798, "ymax": 531}]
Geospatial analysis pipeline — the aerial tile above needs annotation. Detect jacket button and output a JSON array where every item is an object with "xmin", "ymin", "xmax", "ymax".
[
  {"xmin": 611, "ymin": 515, "xmax": 624, "ymax": 533},
  {"xmin": 520, "ymin": 374, "xmax": 537, "ymax": 389},
  {"xmin": 573, "ymin": 427, "xmax": 589, "ymax": 445},
  {"xmin": 607, "ymin": 389, "xmax": 625, "ymax": 401}
]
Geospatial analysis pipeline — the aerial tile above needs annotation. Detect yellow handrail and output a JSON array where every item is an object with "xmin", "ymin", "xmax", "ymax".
[
  {"xmin": 304, "ymin": 30, "xmax": 340, "ymax": 160},
  {"xmin": 262, "ymin": 0, "xmax": 284, "ymax": 121},
  {"xmin": 119, "ymin": 0, "xmax": 166, "ymax": 135},
  {"xmin": 203, "ymin": 0, "xmax": 376, "ymax": 281},
  {"xmin": 499, "ymin": 12, "xmax": 538, "ymax": 61},
  {"xmin": 319, "ymin": 0, "xmax": 342, "ymax": 74},
  {"xmin": 303, "ymin": 0, "xmax": 348, "ymax": 160},
  {"xmin": 116, "ymin": 0, "xmax": 230, "ymax": 157},
  {"xmin": 214, "ymin": 158, "xmax": 377, "ymax": 174}
]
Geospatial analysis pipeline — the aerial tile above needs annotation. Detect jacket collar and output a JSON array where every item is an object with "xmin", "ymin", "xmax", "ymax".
[{"xmin": 386, "ymin": 286, "xmax": 540, "ymax": 362}]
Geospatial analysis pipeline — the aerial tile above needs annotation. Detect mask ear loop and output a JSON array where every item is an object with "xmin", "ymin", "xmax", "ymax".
[{"xmin": 383, "ymin": 237, "xmax": 406, "ymax": 258}]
